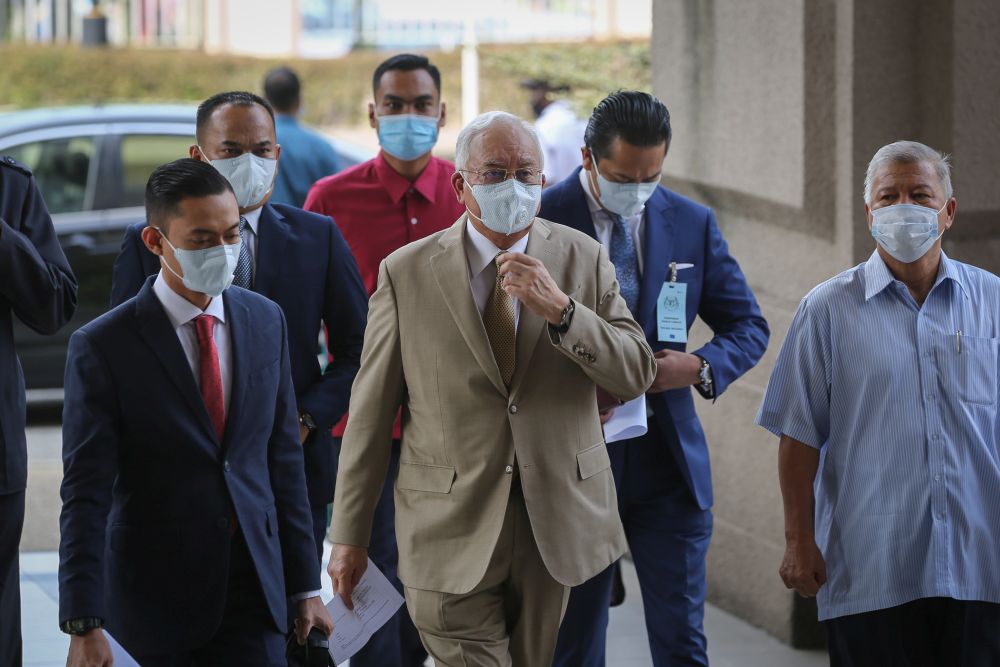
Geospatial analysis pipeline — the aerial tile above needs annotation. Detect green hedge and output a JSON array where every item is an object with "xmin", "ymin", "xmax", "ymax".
[{"xmin": 0, "ymin": 40, "xmax": 649, "ymax": 127}]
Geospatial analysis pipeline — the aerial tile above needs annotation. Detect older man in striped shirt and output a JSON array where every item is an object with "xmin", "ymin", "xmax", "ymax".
[{"xmin": 757, "ymin": 140, "xmax": 1000, "ymax": 666}]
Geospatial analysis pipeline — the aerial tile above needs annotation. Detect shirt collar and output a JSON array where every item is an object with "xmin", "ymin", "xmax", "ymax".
[
  {"xmin": 373, "ymin": 152, "xmax": 440, "ymax": 205},
  {"xmin": 152, "ymin": 271, "xmax": 226, "ymax": 328},
  {"xmin": 863, "ymin": 250, "xmax": 969, "ymax": 301},
  {"xmin": 241, "ymin": 206, "xmax": 262, "ymax": 236},
  {"xmin": 464, "ymin": 218, "xmax": 530, "ymax": 278}
]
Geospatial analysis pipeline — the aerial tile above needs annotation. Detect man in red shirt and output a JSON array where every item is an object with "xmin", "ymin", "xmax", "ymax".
[{"xmin": 304, "ymin": 53, "xmax": 463, "ymax": 667}]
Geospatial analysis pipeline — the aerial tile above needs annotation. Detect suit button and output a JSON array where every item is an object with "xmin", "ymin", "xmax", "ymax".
[
  {"xmin": 505, "ymin": 465, "xmax": 514, "ymax": 474},
  {"xmin": 223, "ymin": 460, "xmax": 231, "ymax": 472},
  {"xmin": 509, "ymin": 405, "xmax": 518, "ymax": 414},
  {"xmin": 216, "ymin": 517, "xmax": 229, "ymax": 530}
]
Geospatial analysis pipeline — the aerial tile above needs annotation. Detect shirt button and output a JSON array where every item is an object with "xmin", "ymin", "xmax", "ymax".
[
  {"xmin": 926, "ymin": 394, "xmax": 935, "ymax": 401},
  {"xmin": 504, "ymin": 464, "xmax": 514, "ymax": 474},
  {"xmin": 223, "ymin": 460, "xmax": 231, "ymax": 472},
  {"xmin": 936, "ymin": 512, "xmax": 945, "ymax": 520},
  {"xmin": 410, "ymin": 217, "xmax": 418, "ymax": 225},
  {"xmin": 934, "ymin": 474, "xmax": 942, "ymax": 482},
  {"xmin": 509, "ymin": 404, "xmax": 518, "ymax": 414},
  {"xmin": 931, "ymin": 434, "xmax": 940, "ymax": 441},
  {"xmin": 923, "ymin": 352, "xmax": 931, "ymax": 358}
]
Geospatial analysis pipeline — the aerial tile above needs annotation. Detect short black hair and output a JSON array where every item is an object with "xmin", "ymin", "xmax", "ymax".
[
  {"xmin": 263, "ymin": 66, "xmax": 301, "ymax": 113},
  {"xmin": 372, "ymin": 53, "xmax": 441, "ymax": 95},
  {"xmin": 145, "ymin": 158, "xmax": 234, "ymax": 231},
  {"xmin": 585, "ymin": 90, "xmax": 672, "ymax": 161},
  {"xmin": 196, "ymin": 91, "xmax": 275, "ymax": 141}
]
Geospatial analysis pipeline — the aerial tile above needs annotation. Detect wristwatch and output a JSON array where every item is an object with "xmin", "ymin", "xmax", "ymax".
[
  {"xmin": 694, "ymin": 356, "xmax": 714, "ymax": 399},
  {"xmin": 60, "ymin": 617, "xmax": 103, "ymax": 636},
  {"xmin": 298, "ymin": 412, "xmax": 317, "ymax": 432},
  {"xmin": 549, "ymin": 300, "xmax": 575, "ymax": 336}
]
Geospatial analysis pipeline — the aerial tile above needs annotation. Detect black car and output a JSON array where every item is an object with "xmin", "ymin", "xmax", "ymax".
[{"xmin": 2, "ymin": 105, "xmax": 368, "ymax": 397}]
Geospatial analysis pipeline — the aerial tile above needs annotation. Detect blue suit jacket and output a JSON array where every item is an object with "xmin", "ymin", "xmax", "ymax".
[
  {"xmin": 110, "ymin": 202, "xmax": 367, "ymax": 506},
  {"xmin": 0, "ymin": 157, "xmax": 77, "ymax": 494},
  {"xmin": 59, "ymin": 279, "xmax": 319, "ymax": 653},
  {"xmin": 540, "ymin": 169, "xmax": 769, "ymax": 509}
]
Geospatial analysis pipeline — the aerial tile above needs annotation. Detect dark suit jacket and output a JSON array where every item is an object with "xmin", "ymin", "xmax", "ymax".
[
  {"xmin": 110, "ymin": 202, "xmax": 368, "ymax": 505},
  {"xmin": 540, "ymin": 168, "xmax": 770, "ymax": 509},
  {"xmin": 0, "ymin": 157, "xmax": 77, "ymax": 494},
  {"xmin": 58, "ymin": 279, "xmax": 319, "ymax": 654}
]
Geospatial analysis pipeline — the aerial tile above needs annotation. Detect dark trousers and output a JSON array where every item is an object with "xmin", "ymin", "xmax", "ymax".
[
  {"xmin": 134, "ymin": 530, "xmax": 285, "ymax": 667},
  {"xmin": 826, "ymin": 597, "xmax": 1000, "ymax": 667},
  {"xmin": 0, "ymin": 490, "xmax": 24, "ymax": 667},
  {"xmin": 332, "ymin": 438, "xmax": 426, "ymax": 667},
  {"xmin": 553, "ymin": 421, "xmax": 712, "ymax": 667}
]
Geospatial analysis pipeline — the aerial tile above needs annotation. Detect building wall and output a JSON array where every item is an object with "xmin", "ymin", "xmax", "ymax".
[{"xmin": 652, "ymin": 0, "xmax": 1000, "ymax": 646}]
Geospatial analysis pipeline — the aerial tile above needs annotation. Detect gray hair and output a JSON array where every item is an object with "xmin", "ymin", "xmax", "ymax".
[
  {"xmin": 863, "ymin": 140, "xmax": 953, "ymax": 204},
  {"xmin": 454, "ymin": 111, "xmax": 544, "ymax": 172}
]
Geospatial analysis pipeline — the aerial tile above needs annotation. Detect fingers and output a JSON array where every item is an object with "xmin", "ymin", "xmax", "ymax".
[
  {"xmin": 335, "ymin": 571, "xmax": 356, "ymax": 610},
  {"xmin": 294, "ymin": 616, "xmax": 312, "ymax": 645}
]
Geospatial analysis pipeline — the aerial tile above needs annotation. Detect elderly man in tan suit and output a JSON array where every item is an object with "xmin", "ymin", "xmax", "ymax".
[{"xmin": 327, "ymin": 110, "xmax": 656, "ymax": 665}]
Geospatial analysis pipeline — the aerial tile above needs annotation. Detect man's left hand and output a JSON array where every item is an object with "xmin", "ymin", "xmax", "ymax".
[
  {"xmin": 294, "ymin": 596, "xmax": 334, "ymax": 644},
  {"xmin": 647, "ymin": 350, "xmax": 702, "ymax": 393},
  {"xmin": 497, "ymin": 252, "xmax": 570, "ymax": 325}
]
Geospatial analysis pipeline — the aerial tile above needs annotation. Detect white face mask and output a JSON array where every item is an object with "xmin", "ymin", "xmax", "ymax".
[
  {"xmin": 203, "ymin": 149, "xmax": 277, "ymax": 209},
  {"xmin": 157, "ymin": 228, "xmax": 240, "ymax": 297},
  {"xmin": 589, "ymin": 163, "xmax": 659, "ymax": 218},
  {"xmin": 870, "ymin": 202, "xmax": 947, "ymax": 263},
  {"xmin": 467, "ymin": 179, "xmax": 542, "ymax": 236}
]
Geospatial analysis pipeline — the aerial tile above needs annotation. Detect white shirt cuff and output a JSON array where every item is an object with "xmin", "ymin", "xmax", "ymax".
[{"xmin": 291, "ymin": 589, "xmax": 323, "ymax": 602}]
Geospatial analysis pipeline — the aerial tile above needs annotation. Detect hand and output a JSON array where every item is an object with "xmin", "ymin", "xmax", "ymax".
[
  {"xmin": 599, "ymin": 407, "xmax": 616, "ymax": 425},
  {"xmin": 596, "ymin": 386, "xmax": 621, "ymax": 425},
  {"xmin": 647, "ymin": 350, "xmax": 702, "ymax": 393},
  {"xmin": 299, "ymin": 422, "xmax": 311, "ymax": 445},
  {"xmin": 294, "ymin": 595, "xmax": 334, "ymax": 644},
  {"xmin": 67, "ymin": 629, "xmax": 113, "ymax": 667},
  {"xmin": 327, "ymin": 543, "xmax": 368, "ymax": 611},
  {"xmin": 497, "ymin": 252, "xmax": 570, "ymax": 325},
  {"xmin": 779, "ymin": 539, "xmax": 827, "ymax": 598}
]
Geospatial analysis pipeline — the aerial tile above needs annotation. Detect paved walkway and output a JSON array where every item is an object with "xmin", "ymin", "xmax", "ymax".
[{"xmin": 20, "ymin": 547, "xmax": 826, "ymax": 666}]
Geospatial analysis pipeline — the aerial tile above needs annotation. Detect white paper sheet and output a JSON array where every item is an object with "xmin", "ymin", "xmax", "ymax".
[
  {"xmin": 325, "ymin": 558, "xmax": 405, "ymax": 665},
  {"xmin": 602, "ymin": 396, "xmax": 648, "ymax": 444},
  {"xmin": 105, "ymin": 631, "xmax": 140, "ymax": 667}
]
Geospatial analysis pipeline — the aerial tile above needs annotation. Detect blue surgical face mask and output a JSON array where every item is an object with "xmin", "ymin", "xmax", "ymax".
[
  {"xmin": 870, "ymin": 202, "xmax": 947, "ymax": 263},
  {"xmin": 467, "ymin": 178, "xmax": 542, "ymax": 236},
  {"xmin": 203, "ymin": 149, "xmax": 277, "ymax": 209},
  {"xmin": 377, "ymin": 113, "xmax": 440, "ymax": 161},
  {"xmin": 156, "ymin": 228, "xmax": 240, "ymax": 297},
  {"xmin": 589, "ymin": 162, "xmax": 659, "ymax": 218}
]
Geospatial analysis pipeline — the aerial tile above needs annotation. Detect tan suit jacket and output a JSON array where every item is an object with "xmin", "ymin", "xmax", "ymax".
[{"xmin": 330, "ymin": 215, "xmax": 656, "ymax": 594}]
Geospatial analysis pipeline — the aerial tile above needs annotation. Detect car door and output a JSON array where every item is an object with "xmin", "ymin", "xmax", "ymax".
[{"xmin": 5, "ymin": 120, "xmax": 193, "ymax": 393}]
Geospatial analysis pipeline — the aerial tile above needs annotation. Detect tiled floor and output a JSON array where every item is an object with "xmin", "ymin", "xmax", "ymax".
[{"xmin": 20, "ymin": 548, "xmax": 826, "ymax": 667}]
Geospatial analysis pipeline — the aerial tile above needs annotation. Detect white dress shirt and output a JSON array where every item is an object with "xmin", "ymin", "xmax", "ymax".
[
  {"xmin": 241, "ymin": 205, "xmax": 262, "ymax": 269},
  {"xmin": 152, "ymin": 271, "xmax": 319, "ymax": 602},
  {"xmin": 536, "ymin": 100, "xmax": 586, "ymax": 186},
  {"xmin": 152, "ymin": 271, "xmax": 232, "ymax": 411},
  {"xmin": 465, "ymin": 219, "xmax": 530, "ymax": 332},
  {"xmin": 578, "ymin": 167, "xmax": 645, "ymax": 275}
]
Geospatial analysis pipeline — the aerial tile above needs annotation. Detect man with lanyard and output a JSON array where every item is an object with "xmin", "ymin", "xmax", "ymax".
[
  {"xmin": 304, "ymin": 53, "xmax": 463, "ymax": 667},
  {"xmin": 541, "ymin": 90, "xmax": 769, "ymax": 666}
]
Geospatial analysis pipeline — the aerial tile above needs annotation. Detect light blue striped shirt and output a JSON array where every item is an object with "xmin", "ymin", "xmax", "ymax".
[{"xmin": 756, "ymin": 251, "xmax": 1000, "ymax": 621}]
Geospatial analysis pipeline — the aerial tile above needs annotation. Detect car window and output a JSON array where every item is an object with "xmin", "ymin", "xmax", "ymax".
[
  {"xmin": 119, "ymin": 134, "xmax": 193, "ymax": 207},
  {"xmin": 5, "ymin": 136, "xmax": 97, "ymax": 214}
]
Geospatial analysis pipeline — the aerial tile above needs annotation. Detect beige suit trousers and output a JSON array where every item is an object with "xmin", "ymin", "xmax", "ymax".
[{"xmin": 404, "ymin": 479, "xmax": 570, "ymax": 666}]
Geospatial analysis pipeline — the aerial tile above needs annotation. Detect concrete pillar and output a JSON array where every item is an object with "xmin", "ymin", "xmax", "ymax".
[{"xmin": 652, "ymin": 0, "xmax": 1000, "ymax": 647}]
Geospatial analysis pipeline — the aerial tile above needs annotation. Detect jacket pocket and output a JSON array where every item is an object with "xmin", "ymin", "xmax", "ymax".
[
  {"xmin": 577, "ymin": 442, "xmax": 611, "ymax": 480},
  {"xmin": 396, "ymin": 461, "xmax": 456, "ymax": 493}
]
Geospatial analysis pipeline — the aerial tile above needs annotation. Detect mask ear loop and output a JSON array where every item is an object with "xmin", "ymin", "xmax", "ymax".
[{"xmin": 153, "ymin": 227, "xmax": 186, "ymax": 283}]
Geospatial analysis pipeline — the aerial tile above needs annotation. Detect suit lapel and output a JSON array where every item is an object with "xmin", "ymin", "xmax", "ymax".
[
  {"xmin": 430, "ymin": 217, "xmax": 508, "ymax": 397},
  {"xmin": 221, "ymin": 292, "xmax": 250, "ymax": 452},
  {"xmin": 637, "ymin": 189, "xmax": 675, "ymax": 335},
  {"xmin": 252, "ymin": 204, "xmax": 289, "ymax": 297},
  {"xmin": 509, "ymin": 219, "xmax": 559, "ymax": 397},
  {"xmin": 563, "ymin": 167, "xmax": 599, "ymax": 240},
  {"xmin": 134, "ymin": 280, "xmax": 221, "ymax": 450}
]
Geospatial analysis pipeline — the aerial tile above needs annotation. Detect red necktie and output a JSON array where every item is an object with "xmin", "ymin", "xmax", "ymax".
[{"xmin": 194, "ymin": 314, "xmax": 225, "ymax": 442}]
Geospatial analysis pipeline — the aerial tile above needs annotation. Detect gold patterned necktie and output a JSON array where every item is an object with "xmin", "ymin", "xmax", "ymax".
[{"xmin": 483, "ymin": 253, "xmax": 516, "ymax": 387}]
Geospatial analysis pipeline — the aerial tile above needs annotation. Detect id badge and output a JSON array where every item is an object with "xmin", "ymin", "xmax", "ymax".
[{"xmin": 657, "ymin": 282, "xmax": 688, "ymax": 343}]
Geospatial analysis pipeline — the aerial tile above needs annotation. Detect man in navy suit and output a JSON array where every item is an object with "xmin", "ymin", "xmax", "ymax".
[
  {"xmin": 59, "ymin": 159, "xmax": 333, "ymax": 665},
  {"xmin": 543, "ymin": 91, "xmax": 769, "ymax": 666},
  {"xmin": 110, "ymin": 92, "xmax": 368, "ymax": 561},
  {"xmin": 0, "ymin": 156, "xmax": 77, "ymax": 667}
]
